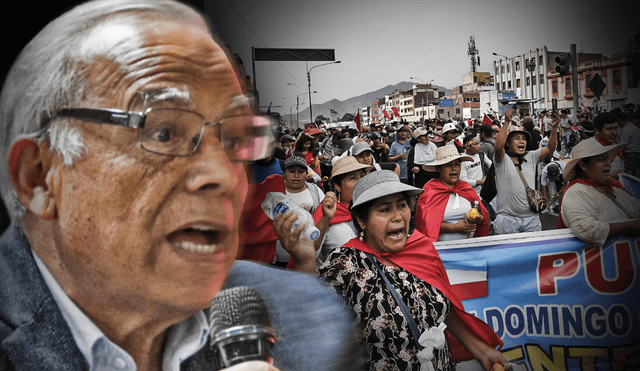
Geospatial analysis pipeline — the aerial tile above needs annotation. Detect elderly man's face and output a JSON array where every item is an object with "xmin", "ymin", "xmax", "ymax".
[{"xmin": 49, "ymin": 19, "xmax": 248, "ymax": 314}]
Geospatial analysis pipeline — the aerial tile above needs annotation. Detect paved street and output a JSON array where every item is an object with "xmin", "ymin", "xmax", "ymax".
[{"xmin": 540, "ymin": 211, "xmax": 559, "ymax": 230}]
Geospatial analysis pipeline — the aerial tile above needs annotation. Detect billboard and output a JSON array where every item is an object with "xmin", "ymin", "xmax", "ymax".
[{"xmin": 475, "ymin": 72, "xmax": 492, "ymax": 83}]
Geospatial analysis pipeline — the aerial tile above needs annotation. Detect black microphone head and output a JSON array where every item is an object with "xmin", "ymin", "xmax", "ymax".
[
  {"xmin": 208, "ymin": 286, "xmax": 275, "ymax": 370},
  {"xmin": 209, "ymin": 286, "xmax": 272, "ymax": 333}
]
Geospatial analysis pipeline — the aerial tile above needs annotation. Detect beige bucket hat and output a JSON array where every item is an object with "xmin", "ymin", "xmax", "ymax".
[
  {"xmin": 422, "ymin": 145, "xmax": 472, "ymax": 172},
  {"xmin": 331, "ymin": 156, "xmax": 373, "ymax": 179},
  {"xmin": 563, "ymin": 138, "xmax": 623, "ymax": 181}
]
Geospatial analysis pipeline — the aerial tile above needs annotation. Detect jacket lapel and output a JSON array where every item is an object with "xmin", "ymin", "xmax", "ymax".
[{"xmin": 1, "ymin": 226, "xmax": 88, "ymax": 371}]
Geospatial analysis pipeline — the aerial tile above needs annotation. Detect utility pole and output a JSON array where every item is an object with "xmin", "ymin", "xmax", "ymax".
[{"xmin": 571, "ymin": 44, "xmax": 579, "ymax": 116}]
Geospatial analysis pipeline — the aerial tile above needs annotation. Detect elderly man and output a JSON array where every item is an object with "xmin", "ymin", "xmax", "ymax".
[{"xmin": 0, "ymin": 1, "xmax": 358, "ymax": 370}]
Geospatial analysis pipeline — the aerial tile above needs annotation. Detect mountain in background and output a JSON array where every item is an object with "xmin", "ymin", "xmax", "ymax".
[{"xmin": 283, "ymin": 81, "xmax": 453, "ymax": 124}]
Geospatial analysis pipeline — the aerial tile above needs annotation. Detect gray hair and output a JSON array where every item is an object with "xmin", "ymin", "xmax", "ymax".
[{"xmin": 0, "ymin": 0, "xmax": 208, "ymax": 222}]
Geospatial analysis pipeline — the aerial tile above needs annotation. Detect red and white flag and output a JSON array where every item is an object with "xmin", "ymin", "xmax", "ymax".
[
  {"xmin": 443, "ymin": 259, "xmax": 488, "ymax": 301},
  {"xmin": 382, "ymin": 107, "xmax": 400, "ymax": 120},
  {"xmin": 354, "ymin": 109, "xmax": 361, "ymax": 132},
  {"xmin": 482, "ymin": 114, "xmax": 492, "ymax": 127}
]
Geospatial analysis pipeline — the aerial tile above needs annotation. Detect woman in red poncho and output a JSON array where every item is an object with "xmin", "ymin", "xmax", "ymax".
[
  {"xmin": 318, "ymin": 170, "xmax": 506, "ymax": 371},
  {"xmin": 313, "ymin": 156, "xmax": 372, "ymax": 266},
  {"xmin": 415, "ymin": 145, "xmax": 489, "ymax": 241}
]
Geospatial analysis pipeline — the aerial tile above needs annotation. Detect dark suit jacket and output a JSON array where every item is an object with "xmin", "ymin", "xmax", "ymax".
[{"xmin": 0, "ymin": 225, "xmax": 361, "ymax": 370}]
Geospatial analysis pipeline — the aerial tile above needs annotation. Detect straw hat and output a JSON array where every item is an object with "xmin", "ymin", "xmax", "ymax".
[
  {"xmin": 422, "ymin": 145, "xmax": 472, "ymax": 172},
  {"xmin": 351, "ymin": 170, "xmax": 424, "ymax": 209},
  {"xmin": 331, "ymin": 156, "xmax": 373, "ymax": 179},
  {"xmin": 563, "ymin": 138, "xmax": 623, "ymax": 181}
]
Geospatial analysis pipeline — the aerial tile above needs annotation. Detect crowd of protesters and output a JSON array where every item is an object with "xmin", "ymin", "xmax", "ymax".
[
  {"xmin": 237, "ymin": 104, "xmax": 637, "ymax": 370},
  {"xmin": 248, "ymin": 101, "xmax": 640, "ymax": 244}
]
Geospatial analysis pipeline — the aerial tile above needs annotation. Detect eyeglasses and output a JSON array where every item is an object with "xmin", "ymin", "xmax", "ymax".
[{"xmin": 41, "ymin": 107, "xmax": 272, "ymax": 161}]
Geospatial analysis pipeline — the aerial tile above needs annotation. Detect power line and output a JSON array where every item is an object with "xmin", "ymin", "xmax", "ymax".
[{"xmin": 224, "ymin": 0, "xmax": 305, "ymax": 86}]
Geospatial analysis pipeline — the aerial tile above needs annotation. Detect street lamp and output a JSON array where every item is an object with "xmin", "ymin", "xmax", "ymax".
[
  {"xmin": 307, "ymin": 60, "xmax": 341, "ymax": 126},
  {"xmin": 287, "ymin": 82, "xmax": 299, "ymax": 128}
]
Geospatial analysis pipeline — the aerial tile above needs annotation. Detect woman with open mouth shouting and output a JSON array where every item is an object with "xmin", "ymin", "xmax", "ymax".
[{"xmin": 318, "ymin": 170, "xmax": 508, "ymax": 371}]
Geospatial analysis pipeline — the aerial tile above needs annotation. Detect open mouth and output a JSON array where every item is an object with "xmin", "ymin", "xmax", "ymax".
[
  {"xmin": 387, "ymin": 228, "xmax": 405, "ymax": 241},
  {"xmin": 167, "ymin": 225, "xmax": 227, "ymax": 254}
]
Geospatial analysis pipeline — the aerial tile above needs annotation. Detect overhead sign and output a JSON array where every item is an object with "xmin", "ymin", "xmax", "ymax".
[
  {"xmin": 253, "ymin": 48, "xmax": 336, "ymax": 62},
  {"xmin": 439, "ymin": 99, "xmax": 454, "ymax": 107},
  {"xmin": 588, "ymin": 73, "xmax": 606, "ymax": 99}
]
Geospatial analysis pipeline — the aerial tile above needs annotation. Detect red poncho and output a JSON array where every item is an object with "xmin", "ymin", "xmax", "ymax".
[
  {"xmin": 415, "ymin": 179, "xmax": 489, "ymax": 241},
  {"xmin": 312, "ymin": 200, "xmax": 352, "ymax": 225},
  {"xmin": 344, "ymin": 231, "xmax": 502, "ymax": 361}
]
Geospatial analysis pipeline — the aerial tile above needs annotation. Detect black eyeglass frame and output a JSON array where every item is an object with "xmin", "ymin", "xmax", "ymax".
[{"xmin": 40, "ymin": 107, "xmax": 272, "ymax": 159}]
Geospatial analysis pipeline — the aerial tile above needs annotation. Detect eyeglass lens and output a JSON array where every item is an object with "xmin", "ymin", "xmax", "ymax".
[{"xmin": 140, "ymin": 108, "xmax": 270, "ymax": 160}]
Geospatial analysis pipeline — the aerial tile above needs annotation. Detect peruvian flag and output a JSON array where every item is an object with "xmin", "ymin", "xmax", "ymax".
[
  {"xmin": 442, "ymin": 259, "xmax": 488, "ymax": 301},
  {"xmin": 382, "ymin": 107, "xmax": 400, "ymax": 120},
  {"xmin": 354, "ymin": 109, "xmax": 361, "ymax": 132},
  {"xmin": 482, "ymin": 114, "xmax": 492, "ymax": 126}
]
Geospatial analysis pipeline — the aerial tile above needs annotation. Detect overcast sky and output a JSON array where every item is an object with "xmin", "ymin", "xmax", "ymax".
[{"xmin": 208, "ymin": 0, "xmax": 637, "ymax": 117}]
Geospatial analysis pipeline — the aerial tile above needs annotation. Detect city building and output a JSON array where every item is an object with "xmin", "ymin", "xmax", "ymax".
[{"xmin": 548, "ymin": 52, "xmax": 634, "ymax": 112}]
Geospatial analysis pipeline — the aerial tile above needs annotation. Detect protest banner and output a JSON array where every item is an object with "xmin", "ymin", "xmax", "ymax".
[{"xmin": 436, "ymin": 229, "xmax": 639, "ymax": 371}]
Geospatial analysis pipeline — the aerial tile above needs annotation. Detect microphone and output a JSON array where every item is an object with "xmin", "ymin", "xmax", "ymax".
[{"xmin": 208, "ymin": 286, "xmax": 276, "ymax": 370}]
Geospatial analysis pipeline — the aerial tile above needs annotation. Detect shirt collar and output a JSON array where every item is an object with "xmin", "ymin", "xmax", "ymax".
[{"xmin": 31, "ymin": 249, "xmax": 209, "ymax": 371}]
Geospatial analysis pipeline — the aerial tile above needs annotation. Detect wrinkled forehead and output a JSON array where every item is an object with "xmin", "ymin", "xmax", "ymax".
[
  {"xmin": 77, "ymin": 14, "xmax": 245, "ymax": 112},
  {"xmin": 78, "ymin": 10, "xmax": 208, "ymax": 61}
]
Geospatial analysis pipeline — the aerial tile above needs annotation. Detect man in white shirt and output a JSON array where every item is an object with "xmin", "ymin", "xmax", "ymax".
[
  {"xmin": 560, "ymin": 109, "xmax": 575, "ymax": 157},
  {"xmin": 460, "ymin": 134, "xmax": 492, "ymax": 197},
  {"xmin": 461, "ymin": 134, "xmax": 494, "ymax": 222},
  {"xmin": 273, "ymin": 155, "xmax": 325, "ymax": 265}
]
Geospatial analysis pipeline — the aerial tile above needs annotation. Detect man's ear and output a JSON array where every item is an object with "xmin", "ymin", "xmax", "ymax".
[{"xmin": 8, "ymin": 138, "xmax": 58, "ymax": 220}]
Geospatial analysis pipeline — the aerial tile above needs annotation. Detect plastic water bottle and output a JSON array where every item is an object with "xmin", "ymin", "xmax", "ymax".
[{"xmin": 261, "ymin": 192, "xmax": 320, "ymax": 241}]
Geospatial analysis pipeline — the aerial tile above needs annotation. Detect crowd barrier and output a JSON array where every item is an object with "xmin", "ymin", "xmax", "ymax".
[{"xmin": 435, "ymin": 229, "xmax": 639, "ymax": 371}]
